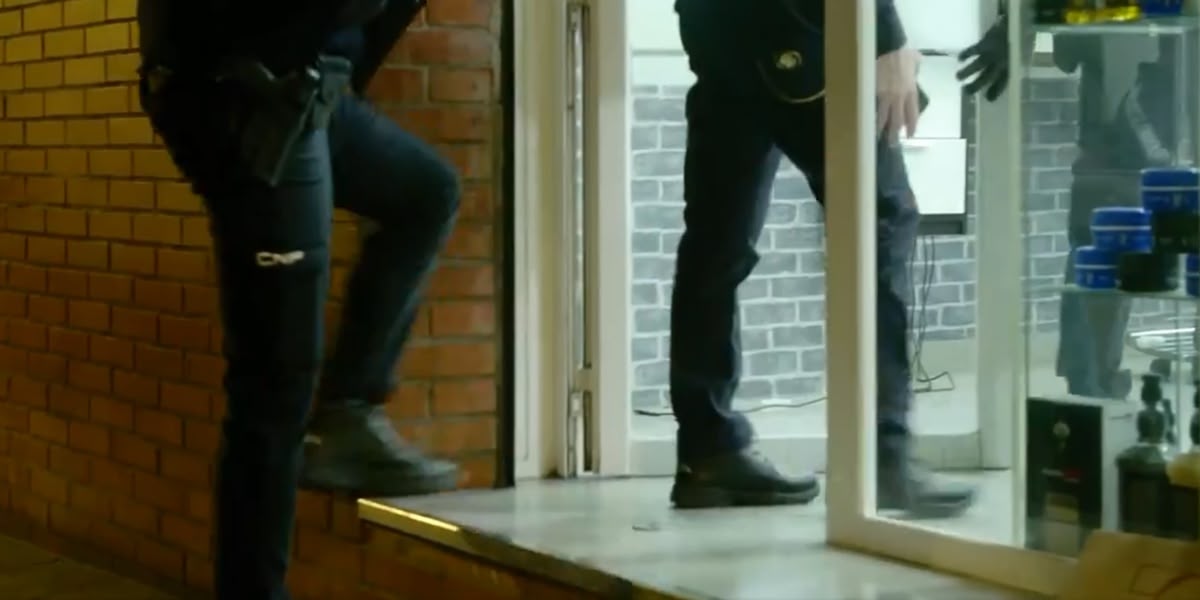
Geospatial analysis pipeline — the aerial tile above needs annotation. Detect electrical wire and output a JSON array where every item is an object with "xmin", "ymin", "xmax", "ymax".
[{"xmin": 633, "ymin": 227, "xmax": 957, "ymax": 418}]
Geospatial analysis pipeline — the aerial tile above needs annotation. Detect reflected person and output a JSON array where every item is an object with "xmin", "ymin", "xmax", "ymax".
[
  {"xmin": 960, "ymin": 11, "xmax": 1190, "ymax": 398},
  {"xmin": 667, "ymin": 0, "xmax": 977, "ymax": 517},
  {"xmin": 137, "ymin": 0, "xmax": 461, "ymax": 597}
]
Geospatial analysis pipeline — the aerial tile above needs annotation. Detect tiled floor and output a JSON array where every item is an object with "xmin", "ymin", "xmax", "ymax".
[
  {"xmin": 368, "ymin": 474, "xmax": 1043, "ymax": 600},
  {"xmin": 0, "ymin": 534, "xmax": 174, "ymax": 600}
]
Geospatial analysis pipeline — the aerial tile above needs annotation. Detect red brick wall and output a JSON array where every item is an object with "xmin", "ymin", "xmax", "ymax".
[{"xmin": 0, "ymin": 0, "xmax": 508, "ymax": 596}]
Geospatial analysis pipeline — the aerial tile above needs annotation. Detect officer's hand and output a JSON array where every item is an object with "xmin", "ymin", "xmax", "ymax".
[
  {"xmin": 876, "ymin": 47, "xmax": 922, "ymax": 141},
  {"xmin": 957, "ymin": 16, "xmax": 1009, "ymax": 102}
]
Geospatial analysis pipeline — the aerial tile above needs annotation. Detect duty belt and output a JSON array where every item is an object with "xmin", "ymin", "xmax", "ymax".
[{"xmin": 143, "ymin": 55, "xmax": 353, "ymax": 186}]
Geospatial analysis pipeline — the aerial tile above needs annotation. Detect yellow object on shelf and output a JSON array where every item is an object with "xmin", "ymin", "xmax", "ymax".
[
  {"xmin": 1098, "ymin": 0, "xmax": 1143, "ymax": 22},
  {"xmin": 1063, "ymin": 0, "xmax": 1097, "ymax": 23}
]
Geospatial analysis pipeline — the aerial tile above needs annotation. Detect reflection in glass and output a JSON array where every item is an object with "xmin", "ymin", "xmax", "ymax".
[{"xmin": 1020, "ymin": 8, "xmax": 1200, "ymax": 558}]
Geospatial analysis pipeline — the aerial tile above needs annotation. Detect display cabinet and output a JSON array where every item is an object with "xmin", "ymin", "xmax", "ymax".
[{"xmin": 1008, "ymin": 1, "xmax": 1200, "ymax": 558}]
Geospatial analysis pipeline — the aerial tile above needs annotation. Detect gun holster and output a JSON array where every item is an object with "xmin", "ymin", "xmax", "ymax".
[{"xmin": 219, "ymin": 55, "xmax": 352, "ymax": 187}]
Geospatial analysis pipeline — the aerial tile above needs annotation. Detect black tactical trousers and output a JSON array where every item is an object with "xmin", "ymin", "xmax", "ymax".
[
  {"xmin": 142, "ymin": 76, "xmax": 458, "ymax": 598},
  {"xmin": 672, "ymin": 3, "xmax": 920, "ymax": 463}
]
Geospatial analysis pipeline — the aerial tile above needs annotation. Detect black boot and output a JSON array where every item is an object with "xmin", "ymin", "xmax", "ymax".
[
  {"xmin": 878, "ymin": 460, "xmax": 976, "ymax": 518},
  {"xmin": 300, "ymin": 402, "xmax": 459, "ymax": 497},
  {"xmin": 671, "ymin": 449, "xmax": 820, "ymax": 509}
]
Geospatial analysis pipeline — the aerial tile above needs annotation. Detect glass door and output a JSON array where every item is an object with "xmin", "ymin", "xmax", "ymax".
[{"xmin": 836, "ymin": 0, "xmax": 1200, "ymax": 595}]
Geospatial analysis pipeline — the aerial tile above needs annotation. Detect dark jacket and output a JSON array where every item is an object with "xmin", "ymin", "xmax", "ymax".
[
  {"xmin": 676, "ymin": 0, "xmax": 907, "ymax": 57},
  {"xmin": 137, "ymin": 0, "xmax": 424, "ymax": 93}
]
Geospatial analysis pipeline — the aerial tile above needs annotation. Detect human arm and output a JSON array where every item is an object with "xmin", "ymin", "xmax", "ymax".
[
  {"xmin": 877, "ymin": 0, "xmax": 908, "ymax": 56},
  {"xmin": 876, "ymin": 0, "xmax": 921, "ymax": 139},
  {"xmin": 956, "ymin": 2, "xmax": 1038, "ymax": 102}
]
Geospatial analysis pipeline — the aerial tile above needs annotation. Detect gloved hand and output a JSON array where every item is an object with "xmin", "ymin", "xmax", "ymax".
[
  {"xmin": 876, "ymin": 46, "xmax": 923, "ymax": 140},
  {"xmin": 957, "ymin": 15, "xmax": 1009, "ymax": 102}
]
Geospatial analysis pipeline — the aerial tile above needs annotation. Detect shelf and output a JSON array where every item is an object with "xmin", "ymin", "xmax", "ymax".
[
  {"xmin": 1035, "ymin": 16, "xmax": 1199, "ymax": 35},
  {"xmin": 1050, "ymin": 284, "xmax": 1200, "ymax": 302}
]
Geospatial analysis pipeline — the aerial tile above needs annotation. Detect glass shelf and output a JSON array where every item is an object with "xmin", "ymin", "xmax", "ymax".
[
  {"xmin": 1053, "ymin": 284, "xmax": 1200, "ymax": 303},
  {"xmin": 1035, "ymin": 16, "xmax": 1200, "ymax": 35}
]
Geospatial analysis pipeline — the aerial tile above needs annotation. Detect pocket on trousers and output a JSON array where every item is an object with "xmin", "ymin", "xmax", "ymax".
[
  {"xmin": 216, "ymin": 242, "xmax": 331, "ymax": 370},
  {"xmin": 752, "ymin": 2, "xmax": 826, "ymax": 104}
]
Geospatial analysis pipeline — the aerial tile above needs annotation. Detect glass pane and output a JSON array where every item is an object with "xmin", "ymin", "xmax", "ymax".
[
  {"xmin": 626, "ymin": 1, "xmax": 827, "ymax": 477},
  {"xmin": 868, "ymin": 5, "xmax": 987, "ymax": 529},
  {"xmin": 1021, "ymin": 8, "xmax": 1200, "ymax": 557},
  {"xmin": 881, "ymin": 2, "xmax": 1200, "ymax": 556}
]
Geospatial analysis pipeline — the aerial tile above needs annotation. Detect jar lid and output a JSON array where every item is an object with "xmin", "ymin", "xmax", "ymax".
[
  {"xmin": 1092, "ymin": 207, "xmax": 1150, "ymax": 227},
  {"xmin": 1141, "ymin": 167, "xmax": 1200, "ymax": 188},
  {"xmin": 1075, "ymin": 245, "xmax": 1119, "ymax": 267}
]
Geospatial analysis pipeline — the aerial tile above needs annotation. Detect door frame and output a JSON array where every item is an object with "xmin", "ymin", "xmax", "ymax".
[
  {"xmin": 511, "ymin": 0, "xmax": 632, "ymax": 479},
  {"xmin": 512, "ymin": 0, "xmax": 570, "ymax": 479},
  {"xmin": 585, "ymin": 0, "xmax": 635, "ymax": 477},
  {"xmin": 822, "ymin": 1, "xmax": 1074, "ymax": 595}
]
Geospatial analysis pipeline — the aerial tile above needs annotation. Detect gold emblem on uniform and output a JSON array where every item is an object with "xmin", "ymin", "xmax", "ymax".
[{"xmin": 774, "ymin": 50, "xmax": 802, "ymax": 70}]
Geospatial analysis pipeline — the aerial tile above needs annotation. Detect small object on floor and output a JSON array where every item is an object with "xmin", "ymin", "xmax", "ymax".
[
  {"xmin": 632, "ymin": 520, "xmax": 662, "ymax": 532},
  {"xmin": 301, "ymin": 402, "xmax": 459, "ymax": 497},
  {"xmin": 670, "ymin": 449, "xmax": 820, "ymax": 509}
]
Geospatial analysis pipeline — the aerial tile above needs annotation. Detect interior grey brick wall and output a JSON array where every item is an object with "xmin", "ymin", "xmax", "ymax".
[{"xmin": 629, "ymin": 74, "xmax": 1172, "ymax": 411}]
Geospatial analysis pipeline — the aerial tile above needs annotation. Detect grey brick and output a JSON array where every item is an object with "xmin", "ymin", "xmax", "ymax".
[
  {"xmin": 773, "ymin": 325, "xmax": 824, "ymax": 347},
  {"xmin": 634, "ymin": 204, "xmax": 684, "ymax": 231},
  {"xmin": 632, "ymin": 180, "xmax": 660, "ymax": 204},
  {"xmin": 634, "ymin": 361, "xmax": 670, "ymax": 386},
  {"xmin": 634, "ymin": 308, "xmax": 671, "ymax": 333},
  {"xmin": 631, "ymin": 125, "xmax": 659, "ymax": 151},
  {"xmin": 632, "ymin": 231, "xmax": 661, "ymax": 253},
  {"xmin": 632, "ymin": 282, "xmax": 659, "ymax": 306},
  {"xmin": 661, "ymin": 125, "xmax": 687, "ymax": 149},
  {"xmin": 747, "ymin": 350, "xmax": 799, "ymax": 377},
  {"xmin": 632, "ymin": 337, "xmax": 660, "ymax": 361},
  {"xmin": 633, "ymin": 151, "xmax": 686, "ymax": 178},
  {"xmin": 634, "ymin": 97, "xmax": 685, "ymax": 122}
]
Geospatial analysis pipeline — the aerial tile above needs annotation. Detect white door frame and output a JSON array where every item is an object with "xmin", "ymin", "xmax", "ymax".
[
  {"xmin": 585, "ymin": 0, "xmax": 635, "ymax": 477},
  {"xmin": 512, "ymin": 0, "xmax": 570, "ymax": 479},
  {"xmin": 512, "ymin": 0, "xmax": 632, "ymax": 479},
  {"xmin": 972, "ymin": 0, "xmax": 1019, "ymax": 470},
  {"xmin": 823, "ymin": 1, "xmax": 1073, "ymax": 595}
]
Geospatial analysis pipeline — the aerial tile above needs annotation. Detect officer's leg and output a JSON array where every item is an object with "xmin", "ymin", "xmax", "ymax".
[
  {"xmin": 1057, "ymin": 173, "xmax": 1134, "ymax": 398},
  {"xmin": 774, "ymin": 115, "xmax": 975, "ymax": 518},
  {"xmin": 143, "ymin": 80, "xmax": 331, "ymax": 599},
  {"xmin": 301, "ymin": 96, "xmax": 460, "ymax": 497},
  {"xmin": 668, "ymin": 77, "xmax": 820, "ymax": 509}
]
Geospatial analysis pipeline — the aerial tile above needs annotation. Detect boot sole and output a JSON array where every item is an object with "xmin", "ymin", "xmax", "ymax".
[
  {"xmin": 670, "ymin": 482, "xmax": 821, "ymax": 509},
  {"xmin": 878, "ymin": 494, "xmax": 976, "ymax": 519},
  {"xmin": 300, "ymin": 461, "xmax": 459, "ymax": 498}
]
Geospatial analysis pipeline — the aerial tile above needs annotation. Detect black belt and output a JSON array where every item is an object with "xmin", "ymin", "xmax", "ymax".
[{"xmin": 142, "ymin": 55, "xmax": 353, "ymax": 186}]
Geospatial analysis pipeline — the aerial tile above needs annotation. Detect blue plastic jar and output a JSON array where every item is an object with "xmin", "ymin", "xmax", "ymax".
[
  {"xmin": 1140, "ymin": 0, "xmax": 1184, "ymax": 17},
  {"xmin": 1075, "ymin": 246, "xmax": 1119, "ymax": 290},
  {"xmin": 1091, "ymin": 207, "xmax": 1153, "ymax": 252},
  {"xmin": 1141, "ymin": 167, "xmax": 1200, "ymax": 213}
]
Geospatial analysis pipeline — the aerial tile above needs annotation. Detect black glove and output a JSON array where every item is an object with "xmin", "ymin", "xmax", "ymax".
[{"xmin": 956, "ymin": 16, "xmax": 1009, "ymax": 102}]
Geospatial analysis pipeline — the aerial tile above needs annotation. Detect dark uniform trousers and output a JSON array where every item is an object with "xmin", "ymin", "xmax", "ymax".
[
  {"xmin": 671, "ymin": 2, "xmax": 920, "ymax": 463},
  {"xmin": 141, "ymin": 77, "xmax": 458, "ymax": 598},
  {"xmin": 1058, "ymin": 170, "xmax": 1136, "ymax": 397}
]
